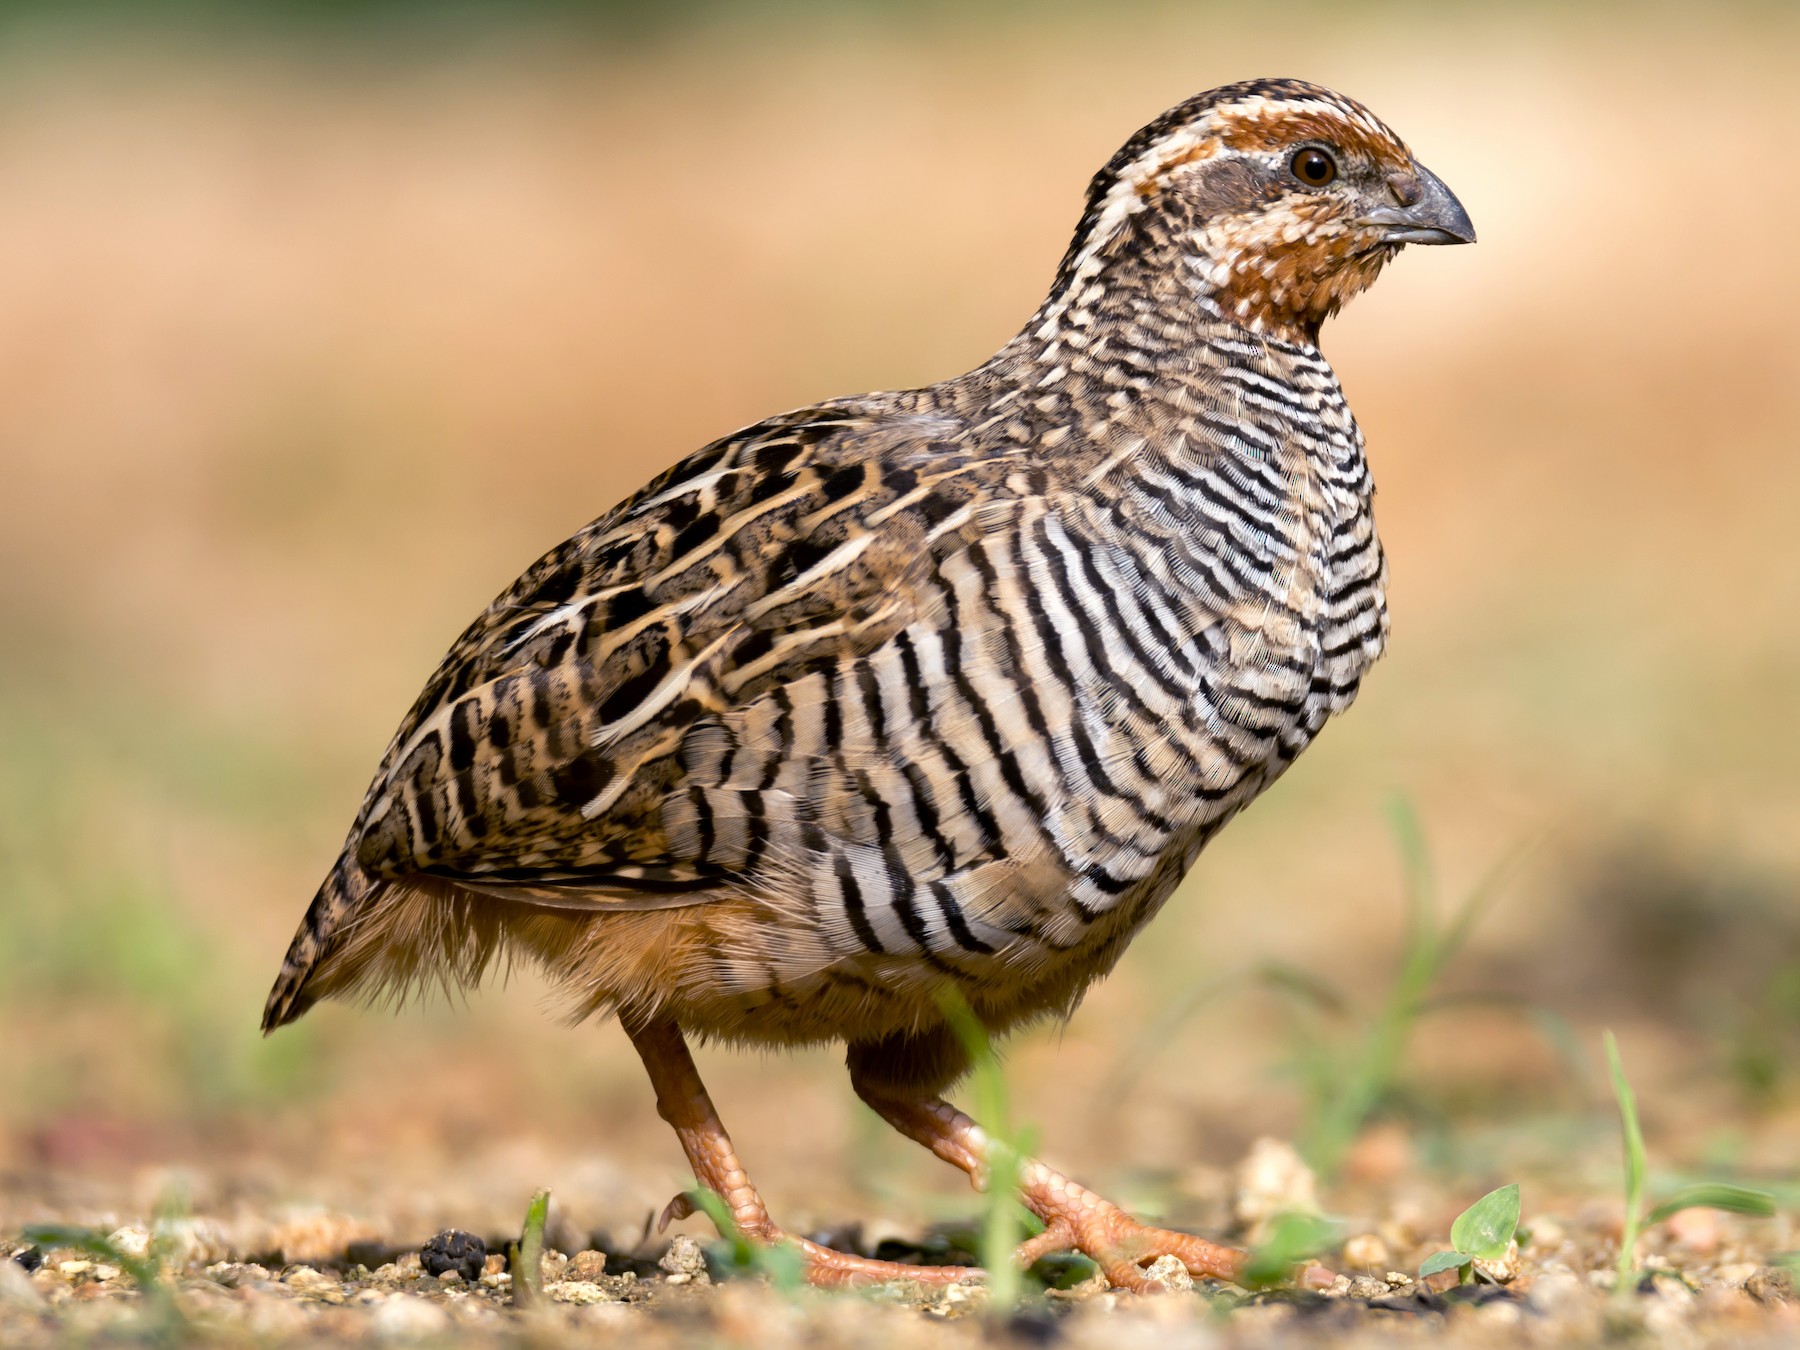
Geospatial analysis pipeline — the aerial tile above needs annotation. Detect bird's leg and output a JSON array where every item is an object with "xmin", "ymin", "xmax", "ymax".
[
  {"xmin": 854, "ymin": 1085, "xmax": 1324, "ymax": 1293},
  {"xmin": 623, "ymin": 1016, "xmax": 982, "ymax": 1289}
]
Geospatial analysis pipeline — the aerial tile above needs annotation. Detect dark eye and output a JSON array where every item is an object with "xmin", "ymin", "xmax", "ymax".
[{"xmin": 1289, "ymin": 147, "xmax": 1338, "ymax": 188}]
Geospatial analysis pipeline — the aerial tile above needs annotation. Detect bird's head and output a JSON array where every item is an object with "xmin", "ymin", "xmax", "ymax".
[{"xmin": 1053, "ymin": 78, "xmax": 1474, "ymax": 344}]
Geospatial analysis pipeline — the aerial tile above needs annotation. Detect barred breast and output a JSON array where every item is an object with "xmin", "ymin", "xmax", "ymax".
[{"xmin": 263, "ymin": 306, "xmax": 1386, "ymax": 1045}]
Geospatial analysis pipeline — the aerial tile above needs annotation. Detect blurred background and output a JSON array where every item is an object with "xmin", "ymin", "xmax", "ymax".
[{"xmin": 1, "ymin": 0, "xmax": 1796, "ymax": 1251}]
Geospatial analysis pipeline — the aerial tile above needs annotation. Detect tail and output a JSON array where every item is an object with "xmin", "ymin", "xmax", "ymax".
[{"xmin": 262, "ymin": 852, "xmax": 379, "ymax": 1033}]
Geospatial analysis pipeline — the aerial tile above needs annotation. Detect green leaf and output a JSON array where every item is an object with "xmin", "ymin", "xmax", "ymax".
[
  {"xmin": 1419, "ymin": 1250, "xmax": 1471, "ymax": 1278},
  {"xmin": 1646, "ymin": 1184, "xmax": 1776, "ymax": 1227},
  {"xmin": 1604, "ymin": 1032, "xmax": 1646, "ymax": 1225},
  {"xmin": 1449, "ymin": 1183, "xmax": 1521, "ymax": 1261},
  {"xmin": 1241, "ymin": 1212, "xmax": 1340, "ymax": 1290}
]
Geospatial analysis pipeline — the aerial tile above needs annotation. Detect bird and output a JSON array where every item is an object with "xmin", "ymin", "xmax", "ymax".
[{"xmin": 263, "ymin": 76, "xmax": 1473, "ymax": 1291}]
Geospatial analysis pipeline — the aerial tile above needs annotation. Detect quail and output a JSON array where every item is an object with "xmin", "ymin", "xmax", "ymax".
[{"xmin": 264, "ymin": 78, "xmax": 1473, "ymax": 1290}]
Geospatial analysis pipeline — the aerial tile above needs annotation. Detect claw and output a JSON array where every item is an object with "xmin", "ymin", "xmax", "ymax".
[{"xmin": 658, "ymin": 1192, "xmax": 697, "ymax": 1232}]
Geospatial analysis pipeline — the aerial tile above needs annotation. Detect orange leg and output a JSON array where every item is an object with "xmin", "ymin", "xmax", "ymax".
[
  {"xmin": 625, "ymin": 1017, "xmax": 981, "ymax": 1289},
  {"xmin": 855, "ymin": 1086, "xmax": 1331, "ymax": 1293}
]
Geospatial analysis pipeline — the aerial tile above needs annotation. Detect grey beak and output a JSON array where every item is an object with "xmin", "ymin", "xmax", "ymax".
[{"xmin": 1363, "ymin": 163, "xmax": 1476, "ymax": 245}]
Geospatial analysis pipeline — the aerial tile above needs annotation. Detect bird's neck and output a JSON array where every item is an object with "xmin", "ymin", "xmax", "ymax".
[{"xmin": 981, "ymin": 243, "xmax": 1327, "ymax": 410}]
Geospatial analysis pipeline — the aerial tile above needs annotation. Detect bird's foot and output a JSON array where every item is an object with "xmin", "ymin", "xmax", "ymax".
[
  {"xmin": 792, "ymin": 1234, "xmax": 983, "ymax": 1289},
  {"xmin": 659, "ymin": 1191, "xmax": 982, "ymax": 1290},
  {"xmin": 1012, "ymin": 1184, "xmax": 1333, "ymax": 1293}
]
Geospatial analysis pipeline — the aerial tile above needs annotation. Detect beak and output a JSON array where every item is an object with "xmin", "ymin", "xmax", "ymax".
[{"xmin": 1362, "ymin": 163, "xmax": 1476, "ymax": 245}]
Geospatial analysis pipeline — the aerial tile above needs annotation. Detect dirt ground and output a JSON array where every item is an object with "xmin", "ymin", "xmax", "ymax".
[
  {"xmin": 3, "ymin": 1132, "xmax": 1798, "ymax": 1347},
  {"xmin": 1, "ymin": 3, "xmax": 1797, "ymax": 1346}
]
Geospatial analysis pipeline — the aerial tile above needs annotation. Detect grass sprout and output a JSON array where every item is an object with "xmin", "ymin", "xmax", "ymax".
[
  {"xmin": 1419, "ymin": 1182, "xmax": 1521, "ymax": 1284},
  {"xmin": 508, "ymin": 1188, "xmax": 549, "ymax": 1309},
  {"xmin": 1604, "ymin": 1030, "xmax": 1774, "ymax": 1292},
  {"xmin": 936, "ymin": 983, "xmax": 1041, "ymax": 1313}
]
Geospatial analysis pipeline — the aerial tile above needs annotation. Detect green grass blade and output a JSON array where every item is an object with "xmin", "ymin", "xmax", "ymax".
[
  {"xmin": 1604, "ymin": 1033, "xmax": 1646, "ymax": 1225},
  {"xmin": 1604, "ymin": 1030, "xmax": 1646, "ymax": 1289},
  {"xmin": 1645, "ymin": 1183, "xmax": 1776, "ymax": 1227},
  {"xmin": 512, "ymin": 1188, "xmax": 549, "ymax": 1308},
  {"xmin": 1448, "ymin": 1183, "xmax": 1520, "ymax": 1261},
  {"xmin": 936, "ymin": 984, "xmax": 1022, "ymax": 1312}
]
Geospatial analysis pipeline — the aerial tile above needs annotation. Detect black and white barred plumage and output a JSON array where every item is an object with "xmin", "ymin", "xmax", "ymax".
[{"xmin": 264, "ymin": 77, "xmax": 1472, "ymax": 1087}]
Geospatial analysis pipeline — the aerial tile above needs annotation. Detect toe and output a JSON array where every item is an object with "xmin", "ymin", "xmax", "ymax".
[{"xmin": 796, "ymin": 1237, "xmax": 982, "ymax": 1289}]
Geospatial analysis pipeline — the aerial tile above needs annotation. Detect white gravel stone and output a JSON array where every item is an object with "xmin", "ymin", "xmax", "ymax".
[
  {"xmin": 1141, "ymin": 1255, "xmax": 1193, "ymax": 1292},
  {"xmin": 1231, "ymin": 1138, "xmax": 1319, "ymax": 1235},
  {"xmin": 371, "ymin": 1295, "xmax": 452, "ymax": 1340},
  {"xmin": 658, "ymin": 1234, "xmax": 710, "ymax": 1284},
  {"xmin": 106, "ymin": 1228, "xmax": 152, "ymax": 1260},
  {"xmin": 546, "ymin": 1280, "xmax": 617, "ymax": 1305}
]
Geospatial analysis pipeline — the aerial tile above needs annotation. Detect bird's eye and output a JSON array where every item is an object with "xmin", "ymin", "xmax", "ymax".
[{"xmin": 1289, "ymin": 147, "xmax": 1338, "ymax": 188}]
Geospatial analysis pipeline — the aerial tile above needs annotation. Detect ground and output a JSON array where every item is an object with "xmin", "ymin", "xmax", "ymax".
[
  {"xmin": 1, "ymin": 4, "xmax": 1797, "ymax": 1347},
  {"xmin": 3, "ymin": 1134, "xmax": 1797, "ymax": 1347}
]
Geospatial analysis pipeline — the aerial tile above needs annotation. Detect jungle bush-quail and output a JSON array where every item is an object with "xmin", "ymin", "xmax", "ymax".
[{"xmin": 264, "ymin": 78, "xmax": 1474, "ymax": 1289}]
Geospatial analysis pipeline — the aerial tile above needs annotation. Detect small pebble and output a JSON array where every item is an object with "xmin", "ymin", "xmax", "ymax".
[
  {"xmin": 205, "ymin": 1262, "xmax": 273, "ymax": 1289},
  {"xmin": 928, "ymin": 1283, "xmax": 988, "ymax": 1318},
  {"xmin": 567, "ymin": 1249, "xmax": 609, "ymax": 1281},
  {"xmin": 284, "ymin": 1266, "xmax": 335, "ymax": 1293},
  {"xmin": 546, "ymin": 1280, "xmax": 616, "ymax": 1305},
  {"xmin": 1140, "ymin": 1254, "xmax": 1192, "ymax": 1292},
  {"xmin": 1232, "ymin": 1137, "xmax": 1319, "ymax": 1233},
  {"xmin": 1473, "ymin": 1238, "xmax": 1521, "ymax": 1284},
  {"xmin": 106, "ymin": 1228, "xmax": 152, "ymax": 1261},
  {"xmin": 1746, "ymin": 1268, "xmax": 1795, "ymax": 1305},
  {"xmin": 419, "ymin": 1230, "xmax": 486, "ymax": 1284},
  {"xmin": 1715, "ymin": 1263, "xmax": 1761, "ymax": 1289},
  {"xmin": 658, "ymin": 1234, "xmax": 710, "ymax": 1284},
  {"xmin": 1347, "ymin": 1275, "xmax": 1389, "ymax": 1300}
]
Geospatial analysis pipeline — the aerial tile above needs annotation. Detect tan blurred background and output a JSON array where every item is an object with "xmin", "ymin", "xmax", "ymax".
[{"xmin": 1, "ymin": 1, "xmax": 1797, "ymax": 1245}]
